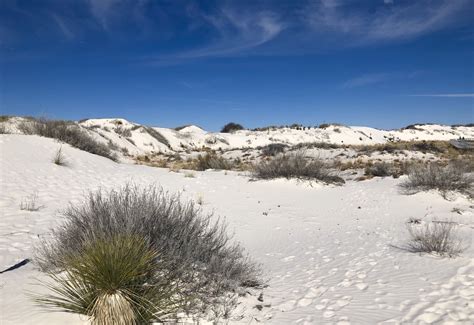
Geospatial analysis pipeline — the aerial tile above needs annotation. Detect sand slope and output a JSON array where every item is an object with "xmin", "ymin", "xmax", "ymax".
[{"xmin": 0, "ymin": 134, "xmax": 473, "ymax": 324}]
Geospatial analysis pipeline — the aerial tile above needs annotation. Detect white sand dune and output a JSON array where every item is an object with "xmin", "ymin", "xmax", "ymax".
[
  {"xmin": 0, "ymin": 134, "xmax": 473, "ymax": 324},
  {"xmin": 3, "ymin": 117, "xmax": 472, "ymax": 157}
]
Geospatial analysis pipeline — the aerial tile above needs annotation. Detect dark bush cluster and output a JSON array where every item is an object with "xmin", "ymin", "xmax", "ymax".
[
  {"xmin": 19, "ymin": 117, "xmax": 116, "ymax": 161},
  {"xmin": 36, "ymin": 185, "xmax": 260, "ymax": 323},
  {"xmin": 261, "ymin": 143, "xmax": 287, "ymax": 156},
  {"xmin": 221, "ymin": 122, "xmax": 244, "ymax": 133},
  {"xmin": 253, "ymin": 151, "xmax": 344, "ymax": 184}
]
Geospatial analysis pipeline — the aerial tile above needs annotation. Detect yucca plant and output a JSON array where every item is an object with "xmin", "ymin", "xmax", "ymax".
[{"xmin": 35, "ymin": 235, "xmax": 183, "ymax": 324}]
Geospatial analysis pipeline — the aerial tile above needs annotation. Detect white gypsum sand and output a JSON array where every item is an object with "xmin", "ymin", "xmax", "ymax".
[{"xmin": 0, "ymin": 134, "xmax": 473, "ymax": 324}]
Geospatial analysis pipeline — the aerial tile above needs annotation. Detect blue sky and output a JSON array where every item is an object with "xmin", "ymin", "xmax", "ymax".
[{"xmin": 0, "ymin": 0, "xmax": 473, "ymax": 130}]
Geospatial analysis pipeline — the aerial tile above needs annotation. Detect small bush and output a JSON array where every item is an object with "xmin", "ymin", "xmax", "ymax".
[
  {"xmin": 19, "ymin": 118, "xmax": 117, "ymax": 161},
  {"xmin": 253, "ymin": 152, "xmax": 344, "ymax": 184},
  {"xmin": 35, "ymin": 235, "xmax": 182, "ymax": 324},
  {"xmin": 400, "ymin": 162, "xmax": 473, "ymax": 198},
  {"xmin": 364, "ymin": 162, "xmax": 392, "ymax": 177},
  {"xmin": 195, "ymin": 153, "xmax": 233, "ymax": 171},
  {"xmin": 406, "ymin": 221, "xmax": 464, "ymax": 257},
  {"xmin": 221, "ymin": 122, "xmax": 244, "ymax": 133},
  {"xmin": 36, "ymin": 185, "xmax": 260, "ymax": 320},
  {"xmin": 261, "ymin": 143, "xmax": 287, "ymax": 156}
]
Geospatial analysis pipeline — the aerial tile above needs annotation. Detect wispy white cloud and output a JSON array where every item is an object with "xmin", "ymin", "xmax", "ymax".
[
  {"xmin": 409, "ymin": 93, "xmax": 474, "ymax": 98},
  {"xmin": 151, "ymin": 8, "xmax": 284, "ymax": 64},
  {"xmin": 342, "ymin": 73, "xmax": 391, "ymax": 88},
  {"xmin": 305, "ymin": 0, "xmax": 468, "ymax": 44},
  {"xmin": 86, "ymin": 0, "xmax": 123, "ymax": 30},
  {"xmin": 51, "ymin": 14, "xmax": 74, "ymax": 40}
]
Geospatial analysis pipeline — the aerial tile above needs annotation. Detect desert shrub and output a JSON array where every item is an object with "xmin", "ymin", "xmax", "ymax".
[
  {"xmin": 0, "ymin": 124, "xmax": 7, "ymax": 134},
  {"xmin": 0, "ymin": 115, "xmax": 11, "ymax": 122},
  {"xmin": 145, "ymin": 127, "xmax": 170, "ymax": 148},
  {"xmin": 253, "ymin": 152, "xmax": 344, "ymax": 184},
  {"xmin": 114, "ymin": 126, "xmax": 132, "ymax": 137},
  {"xmin": 36, "ymin": 185, "xmax": 260, "ymax": 320},
  {"xmin": 221, "ymin": 122, "xmax": 244, "ymax": 133},
  {"xmin": 364, "ymin": 162, "xmax": 393, "ymax": 177},
  {"xmin": 52, "ymin": 146, "xmax": 67, "ymax": 166},
  {"xmin": 195, "ymin": 153, "xmax": 233, "ymax": 171},
  {"xmin": 400, "ymin": 162, "xmax": 473, "ymax": 198},
  {"xmin": 261, "ymin": 143, "xmax": 287, "ymax": 156},
  {"xmin": 406, "ymin": 221, "xmax": 464, "ymax": 257},
  {"xmin": 35, "ymin": 235, "xmax": 182, "ymax": 324},
  {"xmin": 18, "ymin": 118, "xmax": 116, "ymax": 161}
]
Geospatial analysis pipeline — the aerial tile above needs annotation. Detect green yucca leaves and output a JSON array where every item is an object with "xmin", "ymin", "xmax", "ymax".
[{"xmin": 35, "ymin": 235, "xmax": 184, "ymax": 324}]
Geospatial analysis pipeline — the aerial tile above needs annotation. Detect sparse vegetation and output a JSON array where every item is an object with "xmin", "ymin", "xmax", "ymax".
[
  {"xmin": 400, "ymin": 162, "xmax": 473, "ymax": 198},
  {"xmin": 406, "ymin": 221, "xmax": 464, "ymax": 257},
  {"xmin": 36, "ymin": 185, "xmax": 260, "ymax": 321},
  {"xmin": 253, "ymin": 151, "xmax": 344, "ymax": 184},
  {"xmin": 145, "ymin": 127, "xmax": 170, "ymax": 148},
  {"xmin": 18, "ymin": 117, "xmax": 116, "ymax": 161},
  {"xmin": 114, "ymin": 126, "xmax": 132, "ymax": 137},
  {"xmin": 221, "ymin": 122, "xmax": 244, "ymax": 133}
]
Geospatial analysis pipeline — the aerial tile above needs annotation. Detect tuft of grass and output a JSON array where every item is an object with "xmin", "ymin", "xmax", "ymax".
[
  {"xmin": 253, "ymin": 151, "xmax": 344, "ymax": 184},
  {"xmin": 406, "ymin": 221, "xmax": 464, "ymax": 257},
  {"xmin": 20, "ymin": 192, "xmax": 42, "ymax": 211},
  {"xmin": 52, "ymin": 146, "xmax": 67, "ymax": 166},
  {"xmin": 35, "ymin": 235, "xmax": 182, "ymax": 324}
]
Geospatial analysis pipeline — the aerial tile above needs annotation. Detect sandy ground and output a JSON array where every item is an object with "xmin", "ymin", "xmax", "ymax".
[{"xmin": 1, "ymin": 134, "xmax": 473, "ymax": 324}]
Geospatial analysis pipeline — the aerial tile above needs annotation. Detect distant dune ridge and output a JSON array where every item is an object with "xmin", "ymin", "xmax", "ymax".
[{"xmin": 1, "ymin": 116, "xmax": 473, "ymax": 157}]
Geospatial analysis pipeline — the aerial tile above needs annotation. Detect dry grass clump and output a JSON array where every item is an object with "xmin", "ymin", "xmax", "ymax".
[
  {"xmin": 36, "ymin": 185, "xmax": 260, "ymax": 321},
  {"xmin": 406, "ymin": 221, "xmax": 464, "ymax": 257},
  {"xmin": 400, "ymin": 162, "xmax": 473, "ymax": 198},
  {"xmin": 19, "ymin": 117, "xmax": 116, "ymax": 161},
  {"xmin": 36, "ymin": 235, "xmax": 182, "ymax": 324},
  {"xmin": 253, "ymin": 151, "xmax": 344, "ymax": 184},
  {"xmin": 20, "ymin": 192, "xmax": 42, "ymax": 211}
]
